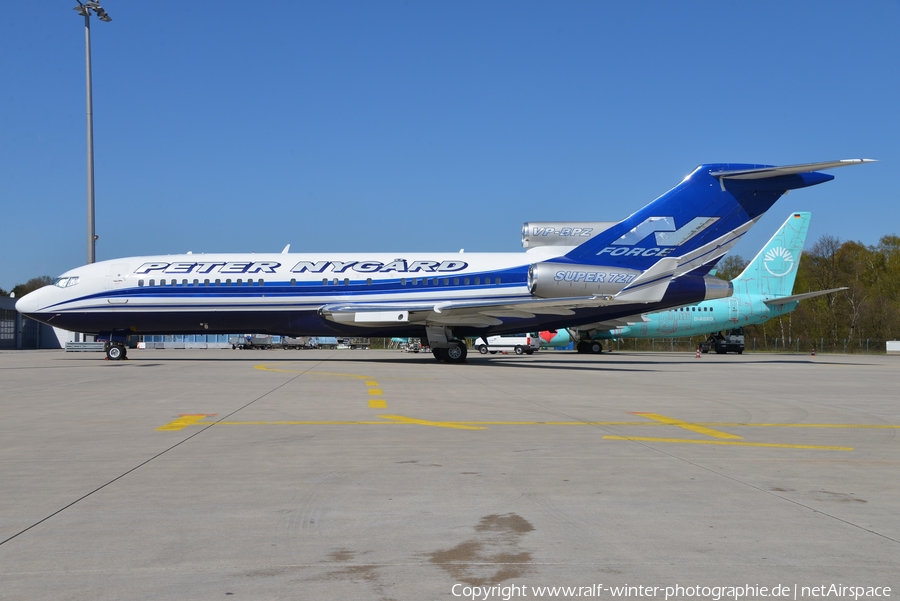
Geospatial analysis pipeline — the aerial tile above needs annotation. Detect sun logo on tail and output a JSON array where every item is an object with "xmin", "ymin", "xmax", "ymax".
[{"xmin": 763, "ymin": 247, "xmax": 795, "ymax": 276}]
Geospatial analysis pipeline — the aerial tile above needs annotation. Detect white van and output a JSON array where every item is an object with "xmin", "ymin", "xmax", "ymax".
[{"xmin": 475, "ymin": 333, "xmax": 541, "ymax": 355}]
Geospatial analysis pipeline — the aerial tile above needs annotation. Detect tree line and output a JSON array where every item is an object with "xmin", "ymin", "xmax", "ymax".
[
  {"xmin": 1, "ymin": 276, "xmax": 53, "ymax": 299},
  {"xmin": 716, "ymin": 234, "xmax": 900, "ymax": 352}
]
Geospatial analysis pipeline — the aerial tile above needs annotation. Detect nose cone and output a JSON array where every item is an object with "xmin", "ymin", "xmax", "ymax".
[{"xmin": 15, "ymin": 287, "xmax": 47, "ymax": 316}]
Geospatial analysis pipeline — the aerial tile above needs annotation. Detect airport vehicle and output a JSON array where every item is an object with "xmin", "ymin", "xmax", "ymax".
[
  {"xmin": 475, "ymin": 333, "xmax": 541, "ymax": 355},
  {"xmin": 545, "ymin": 212, "xmax": 846, "ymax": 352},
  {"xmin": 281, "ymin": 336, "xmax": 317, "ymax": 349},
  {"xmin": 229, "ymin": 334, "xmax": 274, "ymax": 350},
  {"xmin": 699, "ymin": 328, "xmax": 745, "ymax": 354},
  {"xmin": 16, "ymin": 160, "xmax": 871, "ymax": 363}
]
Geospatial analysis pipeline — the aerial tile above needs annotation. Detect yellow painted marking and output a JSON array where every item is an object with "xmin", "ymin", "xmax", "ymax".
[
  {"xmin": 377, "ymin": 414, "xmax": 486, "ymax": 431},
  {"xmin": 633, "ymin": 412, "xmax": 742, "ymax": 439},
  {"xmin": 695, "ymin": 423, "xmax": 900, "ymax": 429},
  {"xmin": 208, "ymin": 420, "xmax": 391, "ymax": 425},
  {"xmin": 253, "ymin": 365, "xmax": 389, "ymax": 409},
  {"xmin": 156, "ymin": 414, "xmax": 212, "ymax": 431},
  {"xmin": 603, "ymin": 436, "xmax": 852, "ymax": 451}
]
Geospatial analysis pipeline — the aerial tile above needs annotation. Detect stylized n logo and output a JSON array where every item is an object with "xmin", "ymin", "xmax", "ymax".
[{"xmin": 611, "ymin": 217, "xmax": 719, "ymax": 247}]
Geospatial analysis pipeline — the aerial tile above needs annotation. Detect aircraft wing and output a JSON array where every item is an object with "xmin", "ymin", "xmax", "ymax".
[
  {"xmin": 319, "ymin": 261, "xmax": 680, "ymax": 328},
  {"xmin": 762, "ymin": 287, "xmax": 848, "ymax": 306},
  {"xmin": 322, "ymin": 295, "xmax": 623, "ymax": 328}
]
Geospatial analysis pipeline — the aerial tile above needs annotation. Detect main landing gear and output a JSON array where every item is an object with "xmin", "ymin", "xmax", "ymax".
[
  {"xmin": 105, "ymin": 342, "xmax": 128, "ymax": 361},
  {"xmin": 426, "ymin": 326, "xmax": 468, "ymax": 364},
  {"xmin": 576, "ymin": 340, "xmax": 603, "ymax": 354},
  {"xmin": 431, "ymin": 340, "xmax": 468, "ymax": 363}
]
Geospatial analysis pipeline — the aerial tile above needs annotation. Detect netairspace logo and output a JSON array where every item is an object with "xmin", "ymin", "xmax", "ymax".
[{"xmin": 451, "ymin": 583, "xmax": 892, "ymax": 600}]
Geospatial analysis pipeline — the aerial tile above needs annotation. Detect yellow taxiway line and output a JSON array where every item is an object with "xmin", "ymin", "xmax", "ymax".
[{"xmin": 602, "ymin": 436, "xmax": 852, "ymax": 451}]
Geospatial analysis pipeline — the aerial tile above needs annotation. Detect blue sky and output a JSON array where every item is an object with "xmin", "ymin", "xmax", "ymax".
[{"xmin": 2, "ymin": 1, "xmax": 897, "ymax": 291}]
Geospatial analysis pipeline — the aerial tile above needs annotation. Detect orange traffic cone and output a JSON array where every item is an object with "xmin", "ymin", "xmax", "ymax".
[{"xmin": 695, "ymin": 347, "xmax": 701, "ymax": 359}]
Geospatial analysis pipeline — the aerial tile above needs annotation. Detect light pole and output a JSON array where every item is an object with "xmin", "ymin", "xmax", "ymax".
[{"xmin": 73, "ymin": 1, "xmax": 111, "ymax": 265}]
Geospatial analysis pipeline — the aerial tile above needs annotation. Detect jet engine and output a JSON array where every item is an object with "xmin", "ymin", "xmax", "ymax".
[
  {"xmin": 528, "ymin": 263, "xmax": 636, "ymax": 298},
  {"xmin": 528, "ymin": 262, "xmax": 733, "ymax": 301},
  {"xmin": 522, "ymin": 222, "xmax": 616, "ymax": 248}
]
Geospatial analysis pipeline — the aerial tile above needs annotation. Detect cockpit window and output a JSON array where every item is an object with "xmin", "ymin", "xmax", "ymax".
[{"xmin": 53, "ymin": 277, "xmax": 79, "ymax": 288}]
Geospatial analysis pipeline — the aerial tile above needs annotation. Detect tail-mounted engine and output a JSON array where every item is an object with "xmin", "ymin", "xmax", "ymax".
[
  {"xmin": 528, "ymin": 262, "xmax": 733, "ymax": 302},
  {"xmin": 528, "ymin": 263, "xmax": 638, "ymax": 298},
  {"xmin": 522, "ymin": 222, "xmax": 616, "ymax": 248}
]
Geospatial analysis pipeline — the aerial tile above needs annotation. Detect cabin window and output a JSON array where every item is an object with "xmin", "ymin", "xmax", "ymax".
[
  {"xmin": 193, "ymin": 279, "xmax": 199, "ymax": 285},
  {"xmin": 464, "ymin": 278, "xmax": 470, "ymax": 285},
  {"xmin": 332, "ymin": 278, "xmax": 338, "ymax": 286},
  {"xmin": 344, "ymin": 278, "xmax": 350, "ymax": 286},
  {"xmin": 258, "ymin": 279, "xmax": 264, "ymax": 286},
  {"xmin": 495, "ymin": 277, "xmax": 501, "ymax": 285},
  {"xmin": 236, "ymin": 279, "xmax": 243, "ymax": 286},
  {"xmin": 400, "ymin": 278, "xmax": 406, "ymax": 286},
  {"xmin": 182, "ymin": 279, "xmax": 188, "ymax": 286},
  {"xmin": 215, "ymin": 279, "xmax": 221, "ymax": 286},
  {"xmin": 475, "ymin": 277, "xmax": 480, "ymax": 285},
  {"xmin": 225, "ymin": 279, "xmax": 232, "ymax": 286},
  {"xmin": 138, "ymin": 279, "xmax": 144, "ymax": 287},
  {"xmin": 290, "ymin": 278, "xmax": 296, "ymax": 286},
  {"xmin": 149, "ymin": 279, "xmax": 155, "ymax": 286},
  {"xmin": 453, "ymin": 278, "xmax": 459, "ymax": 286},
  {"xmin": 444, "ymin": 278, "xmax": 450, "ymax": 286},
  {"xmin": 322, "ymin": 279, "xmax": 328, "ymax": 286},
  {"xmin": 366, "ymin": 278, "xmax": 372, "ymax": 286},
  {"xmin": 411, "ymin": 278, "xmax": 417, "ymax": 286}
]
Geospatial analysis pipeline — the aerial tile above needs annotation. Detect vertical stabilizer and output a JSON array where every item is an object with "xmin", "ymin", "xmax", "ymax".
[{"xmin": 732, "ymin": 212, "xmax": 811, "ymax": 298}]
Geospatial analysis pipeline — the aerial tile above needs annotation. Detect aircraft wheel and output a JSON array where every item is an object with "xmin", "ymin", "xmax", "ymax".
[
  {"xmin": 445, "ymin": 342, "xmax": 467, "ymax": 363},
  {"xmin": 106, "ymin": 344, "xmax": 125, "ymax": 361},
  {"xmin": 514, "ymin": 345, "xmax": 524, "ymax": 355},
  {"xmin": 576, "ymin": 341, "xmax": 589, "ymax": 353},
  {"xmin": 589, "ymin": 341, "xmax": 603, "ymax": 354},
  {"xmin": 477, "ymin": 345, "xmax": 488, "ymax": 354},
  {"xmin": 432, "ymin": 348, "xmax": 447, "ymax": 361}
]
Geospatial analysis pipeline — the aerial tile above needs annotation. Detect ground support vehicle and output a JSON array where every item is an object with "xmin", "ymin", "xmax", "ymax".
[
  {"xmin": 699, "ymin": 328, "xmax": 745, "ymax": 354},
  {"xmin": 475, "ymin": 334, "xmax": 541, "ymax": 355}
]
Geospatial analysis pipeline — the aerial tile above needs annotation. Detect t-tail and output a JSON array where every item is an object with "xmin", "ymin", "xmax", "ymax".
[
  {"xmin": 555, "ymin": 160, "xmax": 873, "ymax": 277},
  {"xmin": 731, "ymin": 212, "xmax": 810, "ymax": 298}
]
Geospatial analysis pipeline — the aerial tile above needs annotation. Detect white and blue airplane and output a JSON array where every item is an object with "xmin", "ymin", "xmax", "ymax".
[
  {"xmin": 16, "ymin": 160, "xmax": 871, "ymax": 362},
  {"xmin": 538, "ymin": 211, "xmax": 846, "ymax": 353}
]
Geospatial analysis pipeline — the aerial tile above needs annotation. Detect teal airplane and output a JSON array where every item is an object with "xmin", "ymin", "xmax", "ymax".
[{"xmin": 540, "ymin": 212, "xmax": 846, "ymax": 353}]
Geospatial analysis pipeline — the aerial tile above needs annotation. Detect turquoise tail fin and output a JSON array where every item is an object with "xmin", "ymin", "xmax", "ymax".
[{"xmin": 732, "ymin": 212, "xmax": 811, "ymax": 297}]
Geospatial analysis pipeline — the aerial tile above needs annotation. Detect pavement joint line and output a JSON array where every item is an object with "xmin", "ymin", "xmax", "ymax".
[
  {"xmin": 632, "ymin": 412, "xmax": 743, "ymax": 439},
  {"xmin": 1, "ymin": 359, "xmax": 332, "ymax": 548}
]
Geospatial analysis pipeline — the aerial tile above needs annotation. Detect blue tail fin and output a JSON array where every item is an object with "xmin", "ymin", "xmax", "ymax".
[
  {"xmin": 732, "ymin": 212, "xmax": 811, "ymax": 297},
  {"xmin": 554, "ymin": 160, "xmax": 870, "ymax": 275}
]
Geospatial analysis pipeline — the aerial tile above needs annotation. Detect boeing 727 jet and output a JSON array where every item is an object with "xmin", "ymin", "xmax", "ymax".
[{"xmin": 16, "ymin": 160, "xmax": 872, "ymax": 362}]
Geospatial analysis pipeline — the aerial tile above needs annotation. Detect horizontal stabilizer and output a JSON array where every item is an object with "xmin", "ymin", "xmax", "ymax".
[
  {"xmin": 711, "ymin": 159, "xmax": 875, "ymax": 181},
  {"xmin": 763, "ymin": 287, "xmax": 847, "ymax": 306}
]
